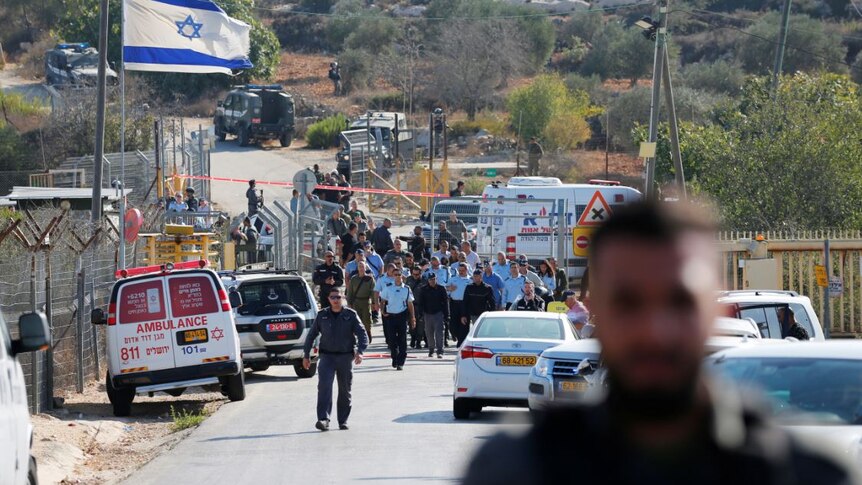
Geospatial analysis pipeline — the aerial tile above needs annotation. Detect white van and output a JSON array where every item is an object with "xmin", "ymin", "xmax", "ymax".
[
  {"xmin": 478, "ymin": 177, "xmax": 642, "ymax": 278},
  {"xmin": 92, "ymin": 261, "xmax": 245, "ymax": 417},
  {"xmin": 1, "ymin": 311, "xmax": 49, "ymax": 485}
]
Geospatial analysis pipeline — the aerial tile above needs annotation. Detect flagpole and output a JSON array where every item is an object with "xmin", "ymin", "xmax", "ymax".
[{"xmin": 118, "ymin": 0, "xmax": 127, "ymax": 270}]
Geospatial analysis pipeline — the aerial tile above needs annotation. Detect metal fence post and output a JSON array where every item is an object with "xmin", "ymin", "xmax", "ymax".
[
  {"xmin": 76, "ymin": 257, "xmax": 85, "ymax": 393},
  {"xmin": 29, "ymin": 254, "xmax": 40, "ymax": 413},
  {"xmin": 45, "ymin": 251, "xmax": 54, "ymax": 410},
  {"xmin": 824, "ymin": 239, "xmax": 832, "ymax": 338}
]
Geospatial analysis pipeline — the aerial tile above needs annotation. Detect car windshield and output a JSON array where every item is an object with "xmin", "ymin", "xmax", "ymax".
[
  {"xmin": 711, "ymin": 357, "xmax": 862, "ymax": 425},
  {"xmin": 236, "ymin": 280, "xmax": 311, "ymax": 314},
  {"xmin": 474, "ymin": 317, "xmax": 563, "ymax": 340}
]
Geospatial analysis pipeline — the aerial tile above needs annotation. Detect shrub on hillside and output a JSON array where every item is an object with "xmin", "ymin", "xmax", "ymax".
[
  {"xmin": 678, "ymin": 60, "xmax": 746, "ymax": 95},
  {"xmin": 271, "ymin": 14, "xmax": 330, "ymax": 52},
  {"xmin": 305, "ymin": 114, "xmax": 348, "ymax": 149},
  {"xmin": 337, "ymin": 48, "xmax": 373, "ymax": 94}
]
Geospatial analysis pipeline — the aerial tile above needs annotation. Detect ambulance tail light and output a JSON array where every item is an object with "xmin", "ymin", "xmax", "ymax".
[
  {"xmin": 505, "ymin": 236, "xmax": 516, "ymax": 260},
  {"xmin": 218, "ymin": 288, "xmax": 231, "ymax": 312},
  {"xmin": 107, "ymin": 302, "xmax": 117, "ymax": 326}
]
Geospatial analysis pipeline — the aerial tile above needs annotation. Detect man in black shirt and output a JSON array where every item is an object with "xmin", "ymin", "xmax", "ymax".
[
  {"xmin": 512, "ymin": 281, "xmax": 545, "ymax": 312},
  {"xmin": 417, "ymin": 272, "xmax": 449, "ymax": 358},
  {"xmin": 185, "ymin": 187, "xmax": 199, "ymax": 212},
  {"xmin": 313, "ymin": 251, "xmax": 344, "ymax": 309},
  {"xmin": 246, "ymin": 179, "xmax": 260, "ymax": 216},
  {"xmin": 303, "ymin": 288, "xmax": 367, "ymax": 432},
  {"xmin": 464, "ymin": 201, "xmax": 856, "ymax": 484},
  {"xmin": 340, "ymin": 222, "xmax": 359, "ymax": 266},
  {"xmin": 460, "ymin": 270, "xmax": 496, "ymax": 344},
  {"xmin": 399, "ymin": 225, "xmax": 427, "ymax": 261}
]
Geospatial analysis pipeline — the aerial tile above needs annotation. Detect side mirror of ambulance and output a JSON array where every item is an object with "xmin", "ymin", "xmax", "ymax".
[
  {"xmin": 229, "ymin": 289, "xmax": 243, "ymax": 309},
  {"xmin": 91, "ymin": 308, "xmax": 107, "ymax": 325},
  {"xmin": 12, "ymin": 312, "xmax": 50, "ymax": 355}
]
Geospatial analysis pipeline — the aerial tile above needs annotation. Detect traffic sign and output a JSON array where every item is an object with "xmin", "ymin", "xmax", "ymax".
[
  {"xmin": 293, "ymin": 169, "xmax": 318, "ymax": 196},
  {"xmin": 572, "ymin": 227, "xmax": 594, "ymax": 258},
  {"xmin": 814, "ymin": 265, "xmax": 828, "ymax": 288},
  {"xmin": 577, "ymin": 191, "xmax": 613, "ymax": 227},
  {"xmin": 829, "ymin": 276, "xmax": 843, "ymax": 298}
]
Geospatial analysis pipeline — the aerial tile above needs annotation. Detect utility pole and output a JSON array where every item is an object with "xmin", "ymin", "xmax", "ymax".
[
  {"xmin": 644, "ymin": 0, "xmax": 669, "ymax": 200},
  {"xmin": 772, "ymin": 0, "xmax": 792, "ymax": 93},
  {"xmin": 662, "ymin": 48, "xmax": 686, "ymax": 199},
  {"xmin": 90, "ymin": 0, "xmax": 110, "ymax": 223}
]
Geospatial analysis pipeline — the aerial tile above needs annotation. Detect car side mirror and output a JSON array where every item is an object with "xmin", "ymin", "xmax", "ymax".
[
  {"xmin": 91, "ymin": 308, "xmax": 107, "ymax": 325},
  {"xmin": 229, "ymin": 289, "xmax": 243, "ymax": 308},
  {"xmin": 576, "ymin": 358, "xmax": 594, "ymax": 376},
  {"xmin": 12, "ymin": 312, "xmax": 50, "ymax": 355}
]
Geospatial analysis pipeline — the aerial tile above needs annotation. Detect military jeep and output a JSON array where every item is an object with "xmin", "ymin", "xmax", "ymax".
[{"xmin": 214, "ymin": 85, "xmax": 295, "ymax": 148}]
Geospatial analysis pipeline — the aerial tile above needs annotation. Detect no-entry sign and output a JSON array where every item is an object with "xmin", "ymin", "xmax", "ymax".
[{"xmin": 572, "ymin": 228, "xmax": 594, "ymax": 258}]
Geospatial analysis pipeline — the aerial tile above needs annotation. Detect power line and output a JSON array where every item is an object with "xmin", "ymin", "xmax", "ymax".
[
  {"xmin": 684, "ymin": 7, "xmax": 862, "ymax": 42},
  {"xmin": 251, "ymin": 1, "xmax": 654, "ymax": 21},
  {"xmin": 679, "ymin": 10, "xmax": 853, "ymax": 67}
]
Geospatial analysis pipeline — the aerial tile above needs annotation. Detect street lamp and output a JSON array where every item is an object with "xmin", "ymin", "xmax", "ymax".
[{"xmin": 634, "ymin": 16, "xmax": 660, "ymax": 40}]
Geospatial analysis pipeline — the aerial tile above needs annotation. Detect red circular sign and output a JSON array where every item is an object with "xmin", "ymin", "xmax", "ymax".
[
  {"xmin": 124, "ymin": 208, "xmax": 144, "ymax": 242},
  {"xmin": 576, "ymin": 235, "xmax": 590, "ymax": 249}
]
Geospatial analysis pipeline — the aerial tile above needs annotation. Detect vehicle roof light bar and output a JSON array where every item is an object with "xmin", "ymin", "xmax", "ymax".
[{"xmin": 116, "ymin": 259, "xmax": 208, "ymax": 279}]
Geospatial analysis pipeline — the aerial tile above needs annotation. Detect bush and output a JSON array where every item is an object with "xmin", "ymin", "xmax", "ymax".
[
  {"xmin": 368, "ymin": 92, "xmax": 403, "ymax": 111},
  {"xmin": 507, "ymin": 74, "xmax": 594, "ymax": 149},
  {"xmin": 678, "ymin": 60, "xmax": 746, "ymax": 96},
  {"xmin": 462, "ymin": 177, "xmax": 486, "ymax": 196},
  {"xmin": 299, "ymin": 0, "xmax": 337, "ymax": 12},
  {"xmin": 449, "ymin": 120, "xmax": 484, "ymax": 139},
  {"xmin": 337, "ymin": 48, "xmax": 373, "ymax": 94},
  {"xmin": 170, "ymin": 406, "xmax": 207, "ymax": 432},
  {"xmin": 271, "ymin": 14, "xmax": 330, "ymax": 52},
  {"xmin": 305, "ymin": 114, "xmax": 348, "ymax": 148}
]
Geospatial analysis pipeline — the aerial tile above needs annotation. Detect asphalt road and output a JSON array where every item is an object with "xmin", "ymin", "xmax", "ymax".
[
  {"xmin": 123, "ymin": 328, "xmax": 530, "ymax": 484},
  {"xmin": 209, "ymin": 140, "xmax": 335, "ymax": 216}
]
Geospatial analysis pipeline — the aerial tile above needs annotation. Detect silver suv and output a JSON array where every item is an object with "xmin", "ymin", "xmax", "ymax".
[
  {"xmin": 717, "ymin": 290, "xmax": 825, "ymax": 341},
  {"xmin": 220, "ymin": 269, "xmax": 319, "ymax": 378}
]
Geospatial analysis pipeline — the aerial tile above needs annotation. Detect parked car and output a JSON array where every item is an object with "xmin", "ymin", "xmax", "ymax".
[
  {"xmin": 220, "ymin": 268, "xmax": 319, "ymax": 378},
  {"xmin": 708, "ymin": 341, "xmax": 862, "ymax": 467},
  {"xmin": 92, "ymin": 260, "xmax": 245, "ymax": 416},
  {"xmin": 718, "ymin": 290, "xmax": 825, "ymax": 341},
  {"xmin": 453, "ymin": 311, "xmax": 578, "ymax": 420},
  {"xmin": 1, "ymin": 311, "xmax": 49, "ymax": 485}
]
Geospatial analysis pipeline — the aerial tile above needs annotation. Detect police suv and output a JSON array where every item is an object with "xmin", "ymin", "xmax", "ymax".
[
  {"xmin": 220, "ymin": 267, "xmax": 320, "ymax": 378},
  {"xmin": 92, "ymin": 261, "xmax": 246, "ymax": 417}
]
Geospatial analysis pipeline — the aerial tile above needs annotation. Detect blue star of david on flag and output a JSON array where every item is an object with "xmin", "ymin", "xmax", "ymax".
[{"xmin": 175, "ymin": 14, "xmax": 203, "ymax": 40}]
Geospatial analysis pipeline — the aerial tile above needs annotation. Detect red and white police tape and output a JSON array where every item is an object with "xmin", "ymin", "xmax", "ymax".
[{"xmin": 179, "ymin": 174, "xmax": 445, "ymax": 198}]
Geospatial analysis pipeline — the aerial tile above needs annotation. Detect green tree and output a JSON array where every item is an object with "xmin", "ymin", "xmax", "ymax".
[
  {"xmin": 652, "ymin": 73, "xmax": 862, "ymax": 230},
  {"xmin": 57, "ymin": 0, "xmax": 280, "ymax": 98},
  {"xmin": 736, "ymin": 12, "xmax": 848, "ymax": 75},
  {"xmin": 678, "ymin": 59, "xmax": 746, "ymax": 95},
  {"xmin": 507, "ymin": 74, "xmax": 593, "ymax": 149},
  {"xmin": 579, "ymin": 21, "xmax": 654, "ymax": 85}
]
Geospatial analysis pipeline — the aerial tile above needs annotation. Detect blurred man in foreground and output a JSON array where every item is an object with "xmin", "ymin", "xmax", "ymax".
[{"xmin": 463, "ymin": 201, "xmax": 856, "ymax": 484}]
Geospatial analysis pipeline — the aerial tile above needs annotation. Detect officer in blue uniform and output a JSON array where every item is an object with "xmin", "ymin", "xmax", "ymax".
[
  {"xmin": 303, "ymin": 287, "xmax": 368, "ymax": 432},
  {"xmin": 502, "ymin": 262, "xmax": 527, "ymax": 309},
  {"xmin": 379, "ymin": 272, "xmax": 416, "ymax": 370}
]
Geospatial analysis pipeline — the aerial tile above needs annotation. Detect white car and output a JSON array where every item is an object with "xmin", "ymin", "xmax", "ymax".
[
  {"xmin": 718, "ymin": 290, "xmax": 825, "ymax": 340},
  {"xmin": 452, "ymin": 311, "xmax": 578, "ymax": 419},
  {"xmin": 708, "ymin": 341, "xmax": 862, "ymax": 467},
  {"xmin": 1, "ymin": 311, "xmax": 49, "ymax": 485}
]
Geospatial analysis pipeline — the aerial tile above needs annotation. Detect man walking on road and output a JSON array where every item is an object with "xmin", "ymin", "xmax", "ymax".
[
  {"xmin": 399, "ymin": 226, "xmax": 427, "ymax": 261},
  {"xmin": 384, "ymin": 239, "xmax": 410, "ymax": 265},
  {"xmin": 446, "ymin": 263, "xmax": 472, "ymax": 344},
  {"xmin": 464, "ymin": 201, "xmax": 858, "ymax": 484},
  {"xmin": 460, "ymin": 270, "xmax": 497, "ymax": 346},
  {"xmin": 448, "ymin": 211, "xmax": 469, "ymax": 244},
  {"xmin": 246, "ymin": 179, "xmax": 260, "ymax": 216},
  {"xmin": 313, "ymin": 251, "xmax": 344, "ymax": 309},
  {"xmin": 417, "ymin": 272, "xmax": 449, "ymax": 358},
  {"xmin": 371, "ymin": 218, "xmax": 395, "ymax": 256},
  {"xmin": 346, "ymin": 261, "xmax": 376, "ymax": 344},
  {"xmin": 513, "ymin": 281, "xmax": 545, "ymax": 312},
  {"xmin": 481, "ymin": 263, "xmax": 504, "ymax": 309},
  {"xmin": 380, "ymin": 273, "xmax": 416, "ymax": 370},
  {"xmin": 303, "ymin": 288, "xmax": 367, "ymax": 432},
  {"xmin": 405, "ymin": 266, "xmax": 426, "ymax": 349},
  {"xmin": 502, "ymin": 262, "xmax": 526, "ymax": 309},
  {"xmin": 527, "ymin": 137, "xmax": 543, "ymax": 176}
]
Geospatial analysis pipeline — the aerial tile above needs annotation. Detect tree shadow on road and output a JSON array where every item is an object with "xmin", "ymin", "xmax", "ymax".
[{"xmin": 199, "ymin": 430, "xmax": 319, "ymax": 442}]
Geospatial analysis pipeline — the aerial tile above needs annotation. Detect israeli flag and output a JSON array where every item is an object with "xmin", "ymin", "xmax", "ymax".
[{"xmin": 124, "ymin": 0, "xmax": 253, "ymax": 74}]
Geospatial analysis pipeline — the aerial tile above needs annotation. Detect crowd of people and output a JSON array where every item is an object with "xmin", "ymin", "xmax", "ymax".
[{"xmin": 312, "ymin": 214, "xmax": 593, "ymax": 371}]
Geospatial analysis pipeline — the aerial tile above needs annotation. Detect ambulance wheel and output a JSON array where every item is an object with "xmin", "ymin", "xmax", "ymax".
[
  {"xmin": 249, "ymin": 362, "xmax": 270, "ymax": 372},
  {"xmin": 294, "ymin": 362, "xmax": 317, "ymax": 378},
  {"xmin": 106, "ymin": 372, "xmax": 134, "ymax": 417},
  {"xmin": 220, "ymin": 372, "xmax": 246, "ymax": 402}
]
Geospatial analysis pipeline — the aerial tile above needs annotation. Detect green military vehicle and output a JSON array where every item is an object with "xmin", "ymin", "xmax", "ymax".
[{"xmin": 214, "ymin": 84, "xmax": 295, "ymax": 147}]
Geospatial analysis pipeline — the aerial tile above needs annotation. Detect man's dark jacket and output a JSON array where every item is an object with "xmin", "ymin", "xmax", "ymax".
[
  {"xmin": 303, "ymin": 307, "xmax": 368, "ymax": 357},
  {"xmin": 463, "ymin": 282, "xmax": 496, "ymax": 317},
  {"xmin": 313, "ymin": 262, "xmax": 344, "ymax": 300}
]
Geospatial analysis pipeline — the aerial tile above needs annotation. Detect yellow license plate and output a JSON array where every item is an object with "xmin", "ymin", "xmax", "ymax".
[
  {"xmin": 497, "ymin": 355, "xmax": 537, "ymax": 367},
  {"xmin": 559, "ymin": 380, "xmax": 588, "ymax": 392},
  {"xmin": 178, "ymin": 329, "xmax": 208, "ymax": 345}
]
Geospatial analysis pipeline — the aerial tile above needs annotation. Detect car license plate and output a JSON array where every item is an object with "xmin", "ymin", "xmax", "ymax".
[
  {"xmin": 558, "ymin": 380, "xmax": 588, "ymax": 393},
  {"xmin": 177, "ymin": 329, "xmax": 208, "ymax": 345},
  {"xmin": 267, "ymin": 322, "xmax": 296, "ymax": 332},
  {"xmin": 496, "ymin": 355, "xmax": 537, "ymax": 367}
]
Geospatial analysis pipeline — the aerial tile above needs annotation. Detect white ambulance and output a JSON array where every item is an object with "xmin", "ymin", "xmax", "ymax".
[
  {"xmin": 92, "ymin": 260, "xmax": 245, "ymax": 417},
  {"xmin": 477, "ymin": 177, "xmax": 642, "ymax": 278}
]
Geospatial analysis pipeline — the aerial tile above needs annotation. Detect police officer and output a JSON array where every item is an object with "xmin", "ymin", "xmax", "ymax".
[
  {"xmin": 513, "ymin": 281, "xmax": 545, "ymax": 311},
  {"xmin": 313, "ymin": 251, "xmax": 344, "ymax": 309},
  {"xmin": 460, "ymin": 269, "xmax": 497, "ymax": 346},
  {"xmin": 502, "ymin": 262, "xmax": 527, "ymax": 309},
  {"xmin": 446, "ymin": 263, "xmax": 471, "ymax": 344},
  {"xmin": 379, "ymin": 272, "xmax": 416, "ymax": 370},
  {"xmin": 302, "ymin": 288, "xmax": 367, "ymax": 432}
]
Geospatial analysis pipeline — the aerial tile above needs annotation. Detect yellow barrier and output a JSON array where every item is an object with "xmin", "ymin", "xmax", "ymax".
[{"xmin": 139, "ymin": 232, "xmax": 221, "ymax": 268}]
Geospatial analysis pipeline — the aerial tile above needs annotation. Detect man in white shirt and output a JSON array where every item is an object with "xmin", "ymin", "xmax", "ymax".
[{"xmin": 461, "ymin": 241, "xmax": 480, "ymax": 269}]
